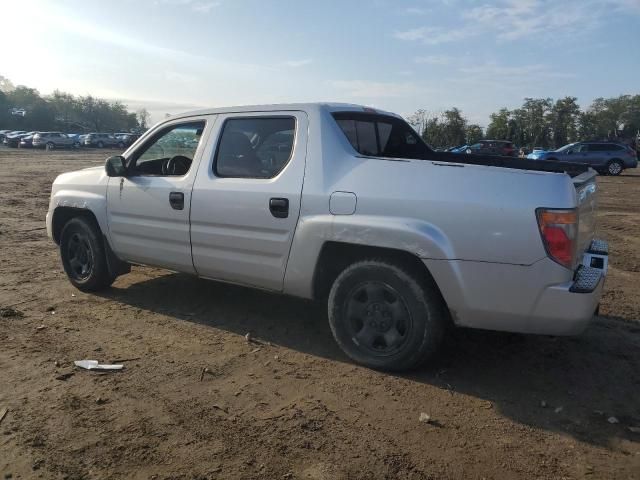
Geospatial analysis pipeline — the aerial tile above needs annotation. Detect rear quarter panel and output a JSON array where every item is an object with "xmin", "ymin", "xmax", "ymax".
[{"xmin": 283, "ymin": 107, "xmax": 578, "ymax": 298}]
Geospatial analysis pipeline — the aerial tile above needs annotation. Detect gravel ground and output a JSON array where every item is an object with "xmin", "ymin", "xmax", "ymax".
[{"xmin": 0, "ymin": 147, "xmax": 639, "ymax": 479}]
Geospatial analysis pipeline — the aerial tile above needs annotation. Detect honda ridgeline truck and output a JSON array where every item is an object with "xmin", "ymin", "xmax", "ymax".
[{"xmin": 46, "ymin": 103, "xmax": 609, "ymax": 371}]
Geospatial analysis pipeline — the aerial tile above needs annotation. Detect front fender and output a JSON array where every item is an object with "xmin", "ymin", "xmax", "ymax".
[{"xmin": 47, "ymin": 167, "xmax": 110, "ymax": 243}]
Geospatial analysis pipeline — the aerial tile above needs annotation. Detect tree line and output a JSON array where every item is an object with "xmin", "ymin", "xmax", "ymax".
[
  {"xmin": 408, "ymin": 95, "xmax": 640, "ymax": 150},
  {"xmin": 0, "ymin": 75, "xmax": 149, "ymax": 133}
]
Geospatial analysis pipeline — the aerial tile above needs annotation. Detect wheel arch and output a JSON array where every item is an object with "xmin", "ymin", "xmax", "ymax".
[
  {"xmin": 311, "ymin": 241, "xmax": 447, "ymax": 305},
  {"xmin": 52, "ymin": 205, "xmax": 130, "ymax": 277},
  {"xmin": 52, "ymin": 206, "xmax": 101, "ymax": 245}
]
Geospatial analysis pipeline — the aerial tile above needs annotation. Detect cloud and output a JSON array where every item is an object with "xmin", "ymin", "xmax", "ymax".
[
  {"xmin": 404, "ymin": 7, "xmax": 431, "ymax": 15},
  {"xmin": 329, "ymin": 80, "xmax": 428, "ymax": 98},
  {"xmin": 394, "ymin": 26, "xmax": 474, "ymax": 45},
  {"xmin": 281, "ymin": 59, "xmax": 313, "ymax": 68},
  {"xmin": 158, "ymin": 0, "xmax": 221, "ymax": 13},
  {"xmin": 414, "ymin": 55, "xmax": 453, "ymax": 65},
  {"xmin": 191, "ymin": 1, "xmax": 221, "ymax": 13},
  {"xmin": 462, "ymin": 0, "xmax": 593, "ymax": 40},
  {"xmin": 458, "ymin": 63, "xmax": 575, "ymax": 80},
  {"xmin": 395, "ymin": 0, "xmax": 640, "ymax": 45}
]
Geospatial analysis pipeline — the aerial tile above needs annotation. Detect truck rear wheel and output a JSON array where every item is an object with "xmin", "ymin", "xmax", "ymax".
[
  {"xmin": 328, "ymin": 259, "xmax": 446, "ymax": 371},
  {"xmin": 60, "ymin": 217, "xmax": 115, "ymax": 292}
]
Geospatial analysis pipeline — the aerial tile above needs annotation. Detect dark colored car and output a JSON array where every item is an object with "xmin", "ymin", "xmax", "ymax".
[
  {"xmin": 9, "ymin": 131, "xmax": 38, "ymax": 147},
  {"xmin": 3, "ymin": 131, "xmax": 31, "ymax": 147},
  {"xmin": 120, "ymin": 133, "xmax": 141, "ymax": 147},
  {"xmin": 84, "ymin": 133, "xmax": 124, "ymax": 148},
  {"xmin": 465, "ymin": 140, "xmax": 516, "ymax": 156},
  {"xmin": 531, "ymin": 141, "xmax": 638, "ymax": 176},
  {"xmin": 0, "ymin": 129, "xmax": 12, "ymax": 142},
  {"xmin": 19, "ymin": 134, "xmax": 36, "ymax": 148}
]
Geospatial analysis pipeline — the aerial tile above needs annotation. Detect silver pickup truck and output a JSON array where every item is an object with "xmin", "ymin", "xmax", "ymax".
[{"xmin": 46, "ymin": 103, "xmax": 608, "ymax": 371}]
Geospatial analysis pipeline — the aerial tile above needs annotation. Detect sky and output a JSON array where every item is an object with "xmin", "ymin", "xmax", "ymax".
[{"xmin": 1, "ymin": 0, "xmax": 639, "ymax": 125}]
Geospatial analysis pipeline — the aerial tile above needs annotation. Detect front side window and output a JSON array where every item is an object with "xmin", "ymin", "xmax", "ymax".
[
  {"xmin": 333, "ymin": 112, "xmax": 431, "ymax": 159},
  {"xmin": 214, "ymin": 117, "xmax": 295, "ymax": 178},
  {"xmin": 131, "ymin": 121, "xmax": 205, "ymax": 176}
]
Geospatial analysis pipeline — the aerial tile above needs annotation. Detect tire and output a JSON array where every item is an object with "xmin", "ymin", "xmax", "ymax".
[
  {"xmin": 328, "ymin": 259, "xmax": 447, "ymax": 371},
  {"xmin": 97, "ymin": 141, "xmax": 104, "ymax": 148},
  {"xmin": 46, "ymin": 142, "xmax": 55, "ymax": 151},
  {"xmin": 60, "ymin": 217, "xmax": 115, "ymax": 292},
  {"xmin": 607, "ymin": 159, "xmax": 623, "ymax": 176}
]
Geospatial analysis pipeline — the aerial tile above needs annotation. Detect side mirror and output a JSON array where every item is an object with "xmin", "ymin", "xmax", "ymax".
[
  {"xmin": 105, "ymin": 155, "xmax": 127, "ymax": 177},
  {"xmin": 566, "ymin": 150, "xmax": 573, "ymax": 155}
]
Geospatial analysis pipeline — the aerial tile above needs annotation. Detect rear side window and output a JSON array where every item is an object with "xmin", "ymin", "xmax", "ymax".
[
  {"xmin": 333, "ymin": 112, "xmax": 430, "ymax": 159},
  {"xmin": 214, "ymin": 117, "xmax": 296, "ymax": 178},
  {"xmin": 588, "ymin": 144, "xmax": 607, "ymax": 152}
]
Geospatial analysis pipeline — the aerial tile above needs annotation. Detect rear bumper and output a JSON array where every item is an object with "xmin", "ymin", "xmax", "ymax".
[{"xmin": 424, "ymin": 239, "xmax": 609, "ymax": 336}]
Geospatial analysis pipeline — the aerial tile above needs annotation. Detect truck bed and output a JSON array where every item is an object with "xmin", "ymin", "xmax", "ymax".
[{"xmin": 427, "ymin": 151, "xmax": 589, "ymax": 177}]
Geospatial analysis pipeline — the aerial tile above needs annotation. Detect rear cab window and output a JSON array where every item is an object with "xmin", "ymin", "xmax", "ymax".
[{"xmin": 332, "ymin": 112, "xmax": 432, "ymax": 160}]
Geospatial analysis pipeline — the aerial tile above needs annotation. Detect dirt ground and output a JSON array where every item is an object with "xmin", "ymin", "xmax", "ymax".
[{"xmin": 0, "ymin": 147, "xmax": 639, "ymax": 480}]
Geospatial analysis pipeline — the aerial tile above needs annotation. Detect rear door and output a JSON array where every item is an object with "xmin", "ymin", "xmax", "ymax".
[
  {"xmin": 190, "ymin": 111, "xmax": 308, "ymax": 291},
  {"xmin": 106, "ymin": 117, "xmax": 212, "ymax": 272},
  {"xmin": 588, "ymin": 143, "xmax": 614, "ymax": 168}
]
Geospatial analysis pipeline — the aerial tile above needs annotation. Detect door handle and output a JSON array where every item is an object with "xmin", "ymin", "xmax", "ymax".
[
  {"xmin": 169, "ymin": 191, "xmax": 184, "ymax": 210},
  {"xmin": 269, "ymin": 197, "xmax": 289, "ymax": 218}
]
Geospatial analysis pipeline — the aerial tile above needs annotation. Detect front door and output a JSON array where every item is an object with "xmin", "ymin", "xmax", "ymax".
[
  {"xmin": 190, "ymin": 111, "xmax": 308, "ymax": 290},
  {"xmin": 106, "ymin": 117, "xmax": 212, "ymax": 273},
  {"xmin": 566, "ymin": 143, "xmax": 590, "ymax": 163}
]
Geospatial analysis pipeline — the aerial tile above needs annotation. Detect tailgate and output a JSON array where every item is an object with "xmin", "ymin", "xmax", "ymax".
[{"xmin": 573, "ymin": 168, "xmax": 598, "ymax": 255}]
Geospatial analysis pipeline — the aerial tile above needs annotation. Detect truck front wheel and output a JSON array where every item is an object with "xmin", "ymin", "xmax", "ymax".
[
  {"xmin": 328, "ymin": 259, "xmax": 446, "ymax": 371},
  {"xmin": 60, "ymin": 217, "xmax": 115, "ymax": 292}
]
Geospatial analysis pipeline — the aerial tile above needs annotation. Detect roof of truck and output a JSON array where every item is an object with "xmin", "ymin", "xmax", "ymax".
[{"xmin": 174, "ymin": 102, "xmax": 400, "ymax": 119}]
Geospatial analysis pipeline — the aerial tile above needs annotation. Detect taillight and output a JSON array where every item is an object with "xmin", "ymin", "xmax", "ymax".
[{"xmin": 536, "ymin": 208, "xmax": 578, "ymax": 269}]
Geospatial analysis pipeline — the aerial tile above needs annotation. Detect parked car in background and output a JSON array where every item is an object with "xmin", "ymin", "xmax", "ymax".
[
  {"xmin": 449, "ymin": 144, "xmax": 469, "ymax": 153},
  {"xmin": 0, "ymin": 129, "xmax": 12, "ymax": 141},
  {"xmin": 2, "ymin": 131, "xmax": 27, "ymax": 145},
  {"xmin": 465, "ymin": 140, "xmax": 516, "ymax": 156},
  {"xmin": 84, "ymin": 133, "xmax": 125, "ymax": 148},
  {"xmin": 32, "ymin": 132, "xmax": 77, "ymax": 150},
  {"xmin": 19, "ymin": 133, "xmax": 36, "ymax": 148},
  {"xmin": 65, "ymin": 134, "xmax": 84, "ymax": 148},
  {"xmin": 120, "ymin": 133, "xmax": 141, "ymax": 147},
  {"xmin": 528, "ymin": 141, "xmax": 638, "ymax": 175},
  {"xmin": 5, "ymin": 131, "xmax": 36, "ymax": 147}
]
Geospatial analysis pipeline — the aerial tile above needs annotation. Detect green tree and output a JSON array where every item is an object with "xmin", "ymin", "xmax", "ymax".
[
  {"xmin": 486, "ymin": 108, "xmax": 510, "ymax": 140},
  {"xmin": 440, "ymin": 108, "xmax": 467, "ymax": 147},
  {"xmin": 550, "ymin": 96, "xmax": 580, "ymax": 148},
  {"xmin": 136, "ymin": 108, "xmax": 151, "ymax": 130},
  {"xmin": 465, "ymin": 124, "xmax": 483, "ymax": 144},
  {"xmin": 0, "ymin": 75, "xmax": 15, "ymax": 93}
]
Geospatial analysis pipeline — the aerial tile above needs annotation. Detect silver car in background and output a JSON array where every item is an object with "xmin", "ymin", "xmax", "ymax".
[{"xmin": 32, "ymin": 132, "xmax": 78, "ymax": 150}]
